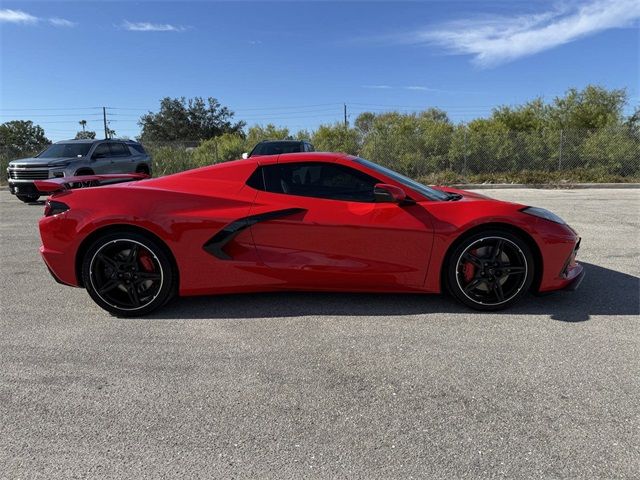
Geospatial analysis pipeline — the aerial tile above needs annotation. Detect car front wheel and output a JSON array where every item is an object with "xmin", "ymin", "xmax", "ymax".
[
  {"xmin": 447, "ymin": 230, "xmax": 534, "ymax": 310},
  {"xmin": 81, "ymin": 232, "xmax": 176, "ymax": 316},
  {"xmin": 16, "ymin": 194, "xmax": 40, "ymax": 203}
]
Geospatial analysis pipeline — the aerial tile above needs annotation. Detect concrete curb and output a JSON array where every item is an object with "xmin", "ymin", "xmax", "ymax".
[{"xmin": 452, "ymin": 183, "xmax": 640, "ymax": 189}]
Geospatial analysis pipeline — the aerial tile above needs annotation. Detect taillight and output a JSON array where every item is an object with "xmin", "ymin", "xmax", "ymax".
[{"xmin": 44, "ymin": 200, "xmax": 69, "ymax": 217}]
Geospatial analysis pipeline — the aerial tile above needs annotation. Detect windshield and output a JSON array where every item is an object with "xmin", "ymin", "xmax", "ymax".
[
  {"xmin": 38, "ymin": 143, "xmax": 92, "ymax": 158},
  {"xmin": 353, "ymin": 157, "xmax": 451, "ymax": 201}
]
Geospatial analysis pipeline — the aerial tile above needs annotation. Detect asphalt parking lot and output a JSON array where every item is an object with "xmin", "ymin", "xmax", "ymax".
[{"xmin": 1, "ymin": 188, "xmax": 638, "ymax": 479}]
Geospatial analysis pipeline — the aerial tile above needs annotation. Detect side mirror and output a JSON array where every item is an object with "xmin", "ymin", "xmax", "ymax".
[
  {"xmin": 241, "ymin": 152, "xmax": 249, "ymax": 159},
  {"xmin": 374, "ymin": 183, "xmax": 408, "ymax": 203}
]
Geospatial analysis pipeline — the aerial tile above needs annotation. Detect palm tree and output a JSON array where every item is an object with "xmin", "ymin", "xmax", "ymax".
[{"xmin": 79, "ymin": 120, "xmax": 87, "ymax": 132}]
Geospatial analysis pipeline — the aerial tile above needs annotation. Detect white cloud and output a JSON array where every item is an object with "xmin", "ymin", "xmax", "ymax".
[
  {"xmin": 0, "ymin": 8, "xmax": 75, "ymax": 27},
  {"xmin": 402, "ymin": 0, "xmax": 640, "ymax": 67},
  {"xmin": 122, "ymin": 20, "xmax": 188, "ymax": 32},
  {"xmin": 0, "ymin": 9, "xmax": 39, "ymax": 24},
  {"xmin": 404, "ymin": 86, "xmax": 435, "ymax": 91},
  {"xmin": 49, "ymin": 17, "xmax": 76, "ymax": 28}
]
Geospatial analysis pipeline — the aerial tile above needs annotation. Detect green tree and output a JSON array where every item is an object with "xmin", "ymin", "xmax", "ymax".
[
  {"xmin": 419, "ymin": 108, "xmax": 450, "ymax": 123},
  {"xmin": 192, "ymin": 133, "xmax": 246, "ymax": 165},
  {"xmin": 549, "ymin": 85, "xmax": 627, "ymax": 130},
  {"xmin": 581, "ymin": 127, "xmax": 640, "ymax": 176},
  {"xmin": 625, "ymin": 106, "xmax": 640, "ymax": 134},
  {"xmin": 459, "ymin": 119, "xmax": 514, "ymax": 173},
  {"xmin": 294, "ymin": 129, "xmax": 313, "ymax": 142},
  {"xmin": 0, "ymin": 120, "xmax": 50, "ymax": 157},
  {"xmin": 491, "ymin": 98, "xmax": 550, "ymax": 131},
  {"xmin": 245, "ymin": 124, "xmax": 290, "ymax": 148},
  {"xmin": 311, "ymin": 123, "xmax": 359, "ymax": 155},
  {"xmin": 358, "ymin": 111, "xmax": 453, "ymax": 176},
  {"xmin": 75, "ymin": 130, "xmax": 96, "ymax": 140},
  {"xmin": 354, "ymin": 112, "xmax": 376, "ymax": 136},
  {"xmin": 139, "ymin": 97, "xmax": 245, "ymax": 142}
]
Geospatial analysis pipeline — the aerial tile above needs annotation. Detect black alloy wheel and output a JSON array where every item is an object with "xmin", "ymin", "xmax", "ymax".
[
  {"xmin": 447, "ymin": 230, "xmax": 534, "ymax": 310},
  {"xmin": 82, "ymin": 232, "xmax": 175, "ymax": 316}
]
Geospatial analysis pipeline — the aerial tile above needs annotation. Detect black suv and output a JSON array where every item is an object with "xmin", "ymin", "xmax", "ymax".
[{"xmin": 243, "ymin": 140, "xmax": 315, "ymax": 158}]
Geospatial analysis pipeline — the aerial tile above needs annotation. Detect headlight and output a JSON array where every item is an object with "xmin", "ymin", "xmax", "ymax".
[{"xmin": 521, "ymin": 206, "xmax": 566, "ymax": 225}]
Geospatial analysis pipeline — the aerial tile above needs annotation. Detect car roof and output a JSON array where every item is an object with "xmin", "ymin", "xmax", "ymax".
[
  {"xmin": 55, "ymin": 138, "xmax": 140, "ymax": 144},
  {"xmin": 257, "ymin": 139, "xmax": 307, "ymax": 144}
]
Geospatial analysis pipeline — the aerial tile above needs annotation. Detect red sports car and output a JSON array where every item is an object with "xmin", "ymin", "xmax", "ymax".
[{"xmin": 35, "ymin": 152, "xmax": 583, "ymax": 316}]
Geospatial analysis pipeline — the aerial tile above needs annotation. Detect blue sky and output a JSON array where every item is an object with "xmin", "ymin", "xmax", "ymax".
[{"xmin": 1, "ymin": 0, "xmax": 638, "ymax": 141}]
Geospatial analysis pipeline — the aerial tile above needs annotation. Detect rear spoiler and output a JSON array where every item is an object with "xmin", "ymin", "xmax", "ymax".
[{"xmin": 34, "ymin": 173, "xmax": 149, "ymax": 193}]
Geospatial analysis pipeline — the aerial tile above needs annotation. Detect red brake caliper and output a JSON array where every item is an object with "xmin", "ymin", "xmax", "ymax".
[
  {"xmin": 463, "ymin": 249, "xmax": 477, "ymax": 282},
  {"xmin": 138, "ymin": 249, "xmax": 155, "ymax": 272}
]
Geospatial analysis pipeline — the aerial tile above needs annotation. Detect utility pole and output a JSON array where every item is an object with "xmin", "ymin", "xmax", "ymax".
[
  {"xmin": 103, "ymin": 107, "xmax": 109, "ymax": 139},
  {"xmin": 344, "ymin": 103, "xmax": 347, "ymax": 128}
]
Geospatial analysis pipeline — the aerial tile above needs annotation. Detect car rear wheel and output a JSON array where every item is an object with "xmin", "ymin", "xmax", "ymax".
[
  {"xmin": 81, "ymin": 232, "xmax": 176, "ymax": 316},
  {"xmin": 446, "ymin": 230, "xmax": 534, "ymax": 310},
  {"xmin": 17, "ymin": 194, "xmax": 40, "ymax": 203}
]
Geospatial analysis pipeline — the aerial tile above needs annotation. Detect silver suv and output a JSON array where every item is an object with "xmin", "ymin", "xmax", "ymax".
[{"xmin": 7, "ymin": 139, "xmax": 152, "ymax": 202}]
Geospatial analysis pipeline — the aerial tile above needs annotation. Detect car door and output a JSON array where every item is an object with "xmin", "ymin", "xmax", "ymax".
[
  {"xmin": 247, "ymin": 160, "xmax": 434, "ymax": 289},
  {"xmin": 89, "ymin": 143, "xmax": 113, "ymax": 173},
  {"xmin": 108, "ymin": 142, "xmax": 133, "ymax": 173},
  {"xmin": 126, "ymin": 143, "xmax": 146, "ymax": 171}
]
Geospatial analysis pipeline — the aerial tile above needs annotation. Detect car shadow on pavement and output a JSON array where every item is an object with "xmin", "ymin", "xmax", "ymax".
[{"xmin": 146, "ymin": 263, "xmax": 638, "ymax": 323}]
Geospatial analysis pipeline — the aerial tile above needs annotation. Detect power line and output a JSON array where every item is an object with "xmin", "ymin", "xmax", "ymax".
[
  {"xmin": 349, "ymin": 102, "xmax": 495, "ymax": 109},
  {"xmin": 14, "ymin": 119, "xmax": 109, "ymax": 124},
  {"xmin": 107, "ymin": 103, "xmax": 343, "ymax": 112},
  {"xmin": 240, "ymin": 114, "xmax": 341, "ymax": 121},
  {"xmin": 0, "ymin": 107, "xmax": 102, "ymax": 112},
  {"xmin": 0, "ymin": 113, "xmax": 106, "ymax": 118}
]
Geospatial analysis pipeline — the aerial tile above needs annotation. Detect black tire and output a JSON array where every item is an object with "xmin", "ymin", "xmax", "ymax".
[
  {"xmin": 16, "ymin": 194, "xmax": 40, "ymax": 203},
  {"xmin": 446, "ymin": 229, "xmax": 534, "ymax": 311},
  {"xmin": 81, "ymin": 231, "xmax": 176, "ymax": 317},
  {"xmin": 135, "ymin": 165, "xmax": 150, "ymax": 175}
]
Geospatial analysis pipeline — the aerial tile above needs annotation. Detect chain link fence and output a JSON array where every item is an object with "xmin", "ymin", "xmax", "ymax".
[
  {"xmin": 2, "ymin": 127, "xmax": 639, "ymax": 185},
  {"xmin": 358, "ymin": 126, "xmax": 640, "ymax": 183}
]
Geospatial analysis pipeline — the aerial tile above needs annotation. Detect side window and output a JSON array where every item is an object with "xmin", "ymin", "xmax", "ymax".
[
  {"xmin": 262, "ymin": 162, "xmax": 378, "ymax": 202},
  {"xmin": 92, "ymin": 143, "xmax": 110, "ymax": 158},
  {"xmin": 109, "ymin": 143, "xmax": 130, "ymax": 157},
  {"xmin": 251, "ymin": 144, "xmax": 264, "ymax": 156},
  {"xmin": 246, "ymin": 167, "xmax": 265, "ymax": 190},
  {"xmin": 305, "ymin": 143, "xmax": 315, "ymax": 152},
  {"xmin": 130, "ymin": 143, "xmax": 146, "ymax": 154}
]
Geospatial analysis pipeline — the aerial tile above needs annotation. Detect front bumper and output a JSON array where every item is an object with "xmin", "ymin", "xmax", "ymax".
[
  {"xmin": 8, "ymin": 180, "xmax": 43, "ymax": 196},
  {"xmin": 561, "ymin": 264, "xmax": 585, "ymax": 291},
  {"xmin": 7, "ymin": 164, "xmax": 69, "ymax": 196},
  {"xmin": 539, "ymin": 234, "xmax": 584, "ymax": 293}
]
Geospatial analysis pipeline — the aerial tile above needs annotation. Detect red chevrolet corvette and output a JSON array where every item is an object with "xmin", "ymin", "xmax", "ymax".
[{"xmin": 35, "ymin": 152, "xmax": 583, "ymax": 316}]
